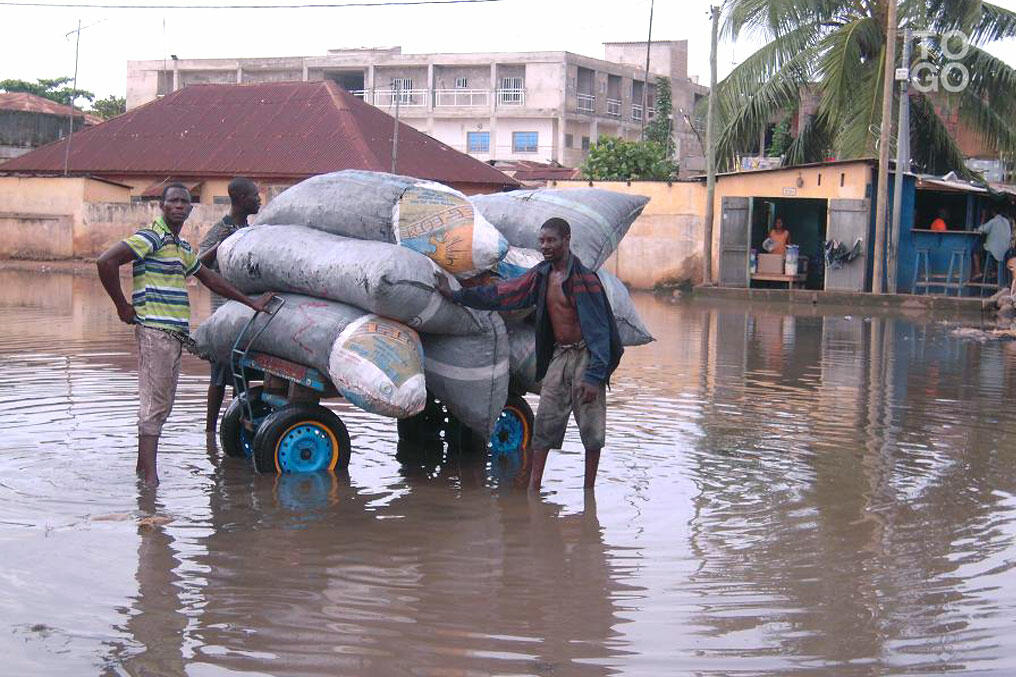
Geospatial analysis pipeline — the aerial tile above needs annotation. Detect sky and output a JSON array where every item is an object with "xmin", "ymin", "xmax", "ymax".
[{"xmin": 1, "ymin": 0, "xmax": 1014, "ymax": 103}]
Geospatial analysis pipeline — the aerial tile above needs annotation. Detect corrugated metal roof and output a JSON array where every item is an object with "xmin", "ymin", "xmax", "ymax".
[
  {"xmin": 0, "ymin": 81, "xmax": 517, "ymax": 189},
  {"xmin": 0, "ymin": 92, "xmax": 101, "ymax": 124}
]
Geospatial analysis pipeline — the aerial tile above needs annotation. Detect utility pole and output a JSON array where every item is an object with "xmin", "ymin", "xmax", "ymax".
[
  {"xmin": 640, "ymin": 0, "xmax": 654, "ymax": 138},
  {"xmin": 872, "ymin": 0, "xmax": 899, "ymax": 294},
  {"xmin": 391, "ymin": 80, "xmax": 400, "ymax": 174},
  {"xmin": 888, "ymin": 28, "xmax": 912, "ymax": 294},
  {"xmin": 702, "ymin": 5, "xmax": 720, "ymax": 285},
  {"xmin": 63, "ymin": 19, "xmax": 82, "ymax": 177}
]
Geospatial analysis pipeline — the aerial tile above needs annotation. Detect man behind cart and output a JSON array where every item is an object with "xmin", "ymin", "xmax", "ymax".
[
  {"xmin": 97, "ymin": 183, "xmax": 269, "ymax": 486},
  {"xmin": 197, "ymin": 177, "xmax": 262, "ymax": 436},
  {"xmin": 434, "ymin": 217, "xmax": 624, "ymax": 492}
]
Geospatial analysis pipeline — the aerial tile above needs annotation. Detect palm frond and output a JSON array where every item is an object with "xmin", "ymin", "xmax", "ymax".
[
  {"xmin": 925, "ymin": 1, "xmax": 1016, "ymax": 43},
  {"xmin": 784, "ymin": 110, "xmax": 836, "ymax": 164}
]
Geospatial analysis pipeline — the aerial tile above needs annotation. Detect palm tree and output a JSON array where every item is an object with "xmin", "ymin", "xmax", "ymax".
[{"xmin": 707, "ymin": 0, "xmax": 1016, "ymax": 178}]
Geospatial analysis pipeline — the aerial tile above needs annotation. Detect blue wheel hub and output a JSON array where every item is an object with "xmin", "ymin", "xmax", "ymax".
[
  {"xmin": 490, "ymin": 409, "xmax": 524, "ymax": 460},
  {"xmin": 239, "ymin": 428, "xmax": 255, "ymax": 459},
  {"xmin": 276, "ymin": 424, "xmax": 336, "ymax": 473}
]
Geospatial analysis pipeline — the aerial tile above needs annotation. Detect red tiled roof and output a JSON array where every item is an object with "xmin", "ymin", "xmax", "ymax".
[
  {"xmin": 0, "ymin": 92, "xmax": 101, "ymax": 124},
  {"xmin": 0, "ymin": 81, "xmax": 517, "ymax": 190}
]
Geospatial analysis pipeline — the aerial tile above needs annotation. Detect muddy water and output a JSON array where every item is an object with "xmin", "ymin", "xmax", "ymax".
[{"xmin": 2, "ymin": 269, "xmax": 1016, "ymax": 675}]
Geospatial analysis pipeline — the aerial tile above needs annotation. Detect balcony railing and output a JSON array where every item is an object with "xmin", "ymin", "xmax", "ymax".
[
  {"xmin": 496, "ymin": 88, "xmax": 525, "ymax": 106},
  {"xmin": 606, "ymin": 98, "xmax": 622, "ymax": 117},
  {"xmin": 632, "ymin": 103, "xmax": 643, "ymax": 121},
  {"xmin": 348, "ymin": 89, "xmax": 368, "ymax": 101},
  {"xmin": 434, "ymin": 89, "xmax": 489, "ymax": 107},
  {"xmin": 576, "ymin": 93, "xmax": 595, "ymax": 113},
  {"xmin": 373, "ymin": 88, "xmax": 430, "ymax": 107}
]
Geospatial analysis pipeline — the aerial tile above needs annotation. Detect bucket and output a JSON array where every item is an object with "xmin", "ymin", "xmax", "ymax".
[{"xmin": 784, "ymin": 245, "xmax": 800, "ymax": 275}]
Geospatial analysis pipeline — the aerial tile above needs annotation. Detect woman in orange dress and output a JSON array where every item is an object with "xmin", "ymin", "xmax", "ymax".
[{"xmin": 767, "ymin": 217, "xmax": 791, "ymax": 255}]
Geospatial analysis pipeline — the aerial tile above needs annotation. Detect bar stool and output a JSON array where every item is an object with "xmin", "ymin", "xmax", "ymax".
[
  {"xmin": 913, "ymin": 248, "xmax": 966, "ymax": 295},
  {"xmin": 945, "ymin": 248, "xmax": 966, "ymax": 296}
]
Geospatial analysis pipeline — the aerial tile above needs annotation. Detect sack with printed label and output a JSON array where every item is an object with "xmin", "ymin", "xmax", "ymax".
[
  {"xmin": 217, "ymin": 225, "xmax": 485, "ymax": 335},
  {"xmin": 329, "ymin": 314, "xmax": 427, "ymax": 418},
  {"xmin": 470, "ymin": 188, "xmax": 648, "ymax": 270},
  {"xmin": 253, "ymin": 170, "xmax": 507, "ymax": 278}
]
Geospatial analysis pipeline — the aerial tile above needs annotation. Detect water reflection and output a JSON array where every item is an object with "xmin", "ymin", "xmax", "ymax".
[{"xmin": 2, "ymin": 268, "xmax": 1016, "ymax": 674}]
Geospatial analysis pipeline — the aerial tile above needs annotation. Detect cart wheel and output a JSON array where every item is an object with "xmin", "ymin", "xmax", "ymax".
[
  {"xmin": 252, "ymin": 404, "xmax": 351, "ymax": 474},
  {"xmin": 489, "ymin": 394, "xmax": 534, "ymax": 462},
  {"xmin": 220, "ymin": 387, "xmax": 270, "ymax": 459}
]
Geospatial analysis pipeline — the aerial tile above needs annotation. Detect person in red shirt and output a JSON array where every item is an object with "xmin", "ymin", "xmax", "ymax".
[{"xmin": 930, "ymin": 208, "xmax": 948, "ymax": 231}]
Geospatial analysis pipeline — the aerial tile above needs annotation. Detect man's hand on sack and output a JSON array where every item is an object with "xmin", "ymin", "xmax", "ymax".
[{"xmin": 249, "ymin": 292, "xmax": 275, "ymax": 314}]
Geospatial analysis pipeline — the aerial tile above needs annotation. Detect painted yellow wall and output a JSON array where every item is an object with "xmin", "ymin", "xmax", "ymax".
[
  {"xmin": 551, "ymin": 179, "xmax": 708, "ymax": 289},
  {"xmin": 0, "ymin": 176, "xmax": 221, "ymax": 258},
  {"xmin": 709, "ymin": 162, "xmax": 873, "ymax": 276}
]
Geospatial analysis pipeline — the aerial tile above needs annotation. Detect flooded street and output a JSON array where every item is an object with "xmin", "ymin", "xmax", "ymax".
[{"xmin": 3, "ymin": 267, "xmax": 1016, "ymax": 675}]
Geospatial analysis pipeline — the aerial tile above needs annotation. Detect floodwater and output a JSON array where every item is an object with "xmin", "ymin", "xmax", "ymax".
[{"xmin": 2, "ymin": 268, "xmax": 1016, "ymax": 676}]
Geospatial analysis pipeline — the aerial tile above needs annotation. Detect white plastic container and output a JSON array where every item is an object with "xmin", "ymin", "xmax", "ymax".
[{"xmin": 784, "ymin": 244, "xmax": 800, "ymax": 275}]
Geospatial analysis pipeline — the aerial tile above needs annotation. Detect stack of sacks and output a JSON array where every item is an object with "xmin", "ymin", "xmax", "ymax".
[
  {"xmin": 195, "ymin": 171, "xmax": 511, "ymax": 436},
  {"xmin": 194, "ymin": 171, "xmax": 654, "ymax": 437}
]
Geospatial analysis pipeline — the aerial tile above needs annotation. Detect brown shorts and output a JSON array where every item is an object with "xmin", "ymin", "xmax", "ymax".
[
  {"xmin": 136, "ymin": 325, "xmax": 183, "ymax": 437},
  {"xmin": 531, "ymin": 343, "xmax": 606, "ymax": 451}
]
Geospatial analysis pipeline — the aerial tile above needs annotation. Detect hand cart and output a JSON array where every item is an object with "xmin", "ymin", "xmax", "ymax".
[{"xmin": 218, "ymin": 297, "xmax": 535, "ymax": 475}]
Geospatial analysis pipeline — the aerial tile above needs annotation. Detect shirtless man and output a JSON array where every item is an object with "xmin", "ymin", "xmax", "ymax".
[{"xmin": 435, "ymin": 218, "xmax": 623, "ymax": 491}]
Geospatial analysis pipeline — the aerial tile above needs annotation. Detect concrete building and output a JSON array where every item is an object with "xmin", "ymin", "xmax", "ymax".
[
  {"xmin": 0, "ymin": 92, "xmax": 100, "ymax": 161},
  {"xmin": 127, "ymin": 41, "xmax": 708, "ymax": 174}
]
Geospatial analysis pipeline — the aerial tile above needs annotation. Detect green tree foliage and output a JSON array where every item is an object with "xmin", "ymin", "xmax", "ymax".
[
  {"xmin": 767, "ymin": 118, "xmax": 792, "ymax": 157},
  {"xmin": 703, "ymin": 0, "xmax": 1016, "ymax": 178},
  {"xmin": 0, "ymin": 77, "xmax": 94, "ymax": 106},
  {"xmin": 90, "ymin": 95, "xmax": 126, "ymax": 120},
  {"xmin": 581, "ymin": 136, "xmax": 678, "ymax": 181},
  {"xmin": 644, "ymin": 76, "xmax": 675, "ymax": 157}
]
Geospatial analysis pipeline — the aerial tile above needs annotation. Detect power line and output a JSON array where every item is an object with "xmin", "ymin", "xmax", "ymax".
[{"xmin": 1, "ymin": 0, "xmax": 503, "ymax": 8}]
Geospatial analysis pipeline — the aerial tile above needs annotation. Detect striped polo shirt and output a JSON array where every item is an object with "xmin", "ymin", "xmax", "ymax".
[{"xmin": 123, "ymin": 217, "xmax": 202, "ymax": 334}]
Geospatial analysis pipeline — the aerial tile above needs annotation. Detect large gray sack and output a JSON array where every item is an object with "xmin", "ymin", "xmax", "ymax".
[
  {"xmin": 470, "ymin": 188, "xmax": 649, "ymax": 269},
  {"xmin": 253, "ymin": 170, "xmax": 416, "ymax": 241},
  {"xmin": 193, "ymin": 293, "xmax": 365, "ymax": 375},
  {"xmin": 253, "ymin": 170, "xmax": 508, "ymax": 278},
  {"xmin": 218, "ymin": 225, "xmax": 486, "ymax": 335},
  {"xmin": 420, "ymin": 312, "xmax": 509, "ymax": 437},
  {"xmin": 597, "ymin": 269, "xmax": 654, "ymax": 346},
  {"xmin": 506, "ymin": 321, "xmax": 539, "ymax": 395}
]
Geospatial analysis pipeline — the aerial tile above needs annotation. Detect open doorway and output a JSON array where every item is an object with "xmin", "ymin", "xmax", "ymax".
[{"xmin": 750, "ymin": 197, "xmax": 828, "ymax": 289}]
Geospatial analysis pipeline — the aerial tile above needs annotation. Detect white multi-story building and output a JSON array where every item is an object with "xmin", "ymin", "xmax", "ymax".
[{"xmin": 127, "ymin": 41, "xmax": 707, "ymax": 174}]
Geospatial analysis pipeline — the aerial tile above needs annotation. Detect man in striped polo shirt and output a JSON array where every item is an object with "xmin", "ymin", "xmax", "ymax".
[{"xmin": 97, "ymin": 183, "xmax": 269, "ymax": 486}]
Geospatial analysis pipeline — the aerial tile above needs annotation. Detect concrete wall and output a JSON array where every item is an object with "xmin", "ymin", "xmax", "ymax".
[
  {"xmin": 79, "ymin": 202, "xmax": 222, "ymax": 258},
  {"xmin": 0, "ymin": 176, "xmax": 222, "ymax": 259},
  {"xmin": 552, "ymin": 179, "xmax": 707, "ymax": 289}
]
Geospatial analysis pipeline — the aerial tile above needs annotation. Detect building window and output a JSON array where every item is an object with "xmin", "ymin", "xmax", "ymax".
[
  {"xmin": 213, "ymin": 195, "xmax": 231, "ymax": 205},
  {"xmin": 391, "ymin": 77, "xmax": 413, "ymax": 103},
  {"xmin": 581, "ymin": 136, "xmax": 590, "ymax": 151},
  {"xmin": 513, "ymin": 131, "xmax": 538, "ymax": 153},
  {"xmin": 455, "ymin": 76, "xmax": 468, "ymax": 89},
  {"xmin": 467, "ymin": 131, "xmax": 490, "ymax": 153},
  {"xmin": 565, "ymin": 133, "xmax": 573, "ymax": 148},
  {"xmin": 499, "ymin": 76, "xmax": 524, "ymax": 104}
]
